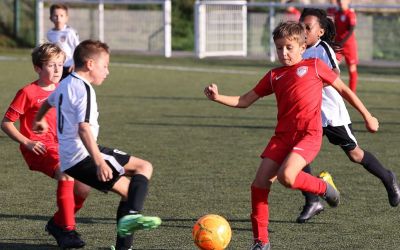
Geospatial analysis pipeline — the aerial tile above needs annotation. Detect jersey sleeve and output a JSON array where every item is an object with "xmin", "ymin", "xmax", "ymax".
[
  {"xmin": 315, "ymin": 59, "xmax": 338, "ymax": 85},
  {"xmin": 4, "ymin": 89, "xmax": 28, "ymax": 122},
  {"xmin": 252, "ymin": 71, "xmax": 274, "ymax": 97}
]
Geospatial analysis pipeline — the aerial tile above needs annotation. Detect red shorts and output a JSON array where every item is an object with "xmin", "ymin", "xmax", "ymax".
[
  {"xmin": 21, "ymin": 144, "xmax": 59, "ymax": 178},
  {"xmin": 338, "ymin": 43, "xmax": 358, "ymax": 65},
  {"xmin": 261, "ymin": 130, "xmax": 322, "ymax": 165}
]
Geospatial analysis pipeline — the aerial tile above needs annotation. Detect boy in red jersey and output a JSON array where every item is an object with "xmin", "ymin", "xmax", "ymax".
[
  {"xmin": 1, "ymin": 43, "xmax": 90, "ymax": 249},
  {"xmin": 204, "ymin": 22, "xmax": 378, "ymax": 250},
  {"xmin": 333, "ymin": 0, "xmax": 359, "ymax": 92}
]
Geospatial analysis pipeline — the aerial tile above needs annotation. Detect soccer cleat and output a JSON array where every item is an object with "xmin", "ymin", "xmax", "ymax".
[
  {"xmin": 45, "ymin": 217, "xmax": 85, "ymax": 248},
  {"xmin": 250, "ymin": 241, "xmax": 271, "ymax": 250},
  {"xmin": 385, "ymin": 171, "xmax": 400, "ymax": 207},
  {"xmin": 296, "ymin": 201, "xmax": 324, "ymax": 223},
  {"xmin": 117, "ymin": 214, "xmax": 161, "ymax": 236},
  {"xmin": 319, "ymin": 171, "xmax": 340, "ymax": 207}
]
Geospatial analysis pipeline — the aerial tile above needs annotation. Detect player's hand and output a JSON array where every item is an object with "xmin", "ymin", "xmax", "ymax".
[
  {"xmin": 97, "ymin": 161, "xmax": 113, "ymax": 182},
  {"xmin": 32, "ymin": 120, "xmax": 48, "ymax": 134},
  {"xmin": 204, "ymin": 84, "xmax": 219, "ymax": 101},
  {"xmin": 26, "ymin": 140, "xmax": 47, "ymax": 155},
  {"xmin": 365, "ymin": 116, "xmax": 379, "ymax": 133}
]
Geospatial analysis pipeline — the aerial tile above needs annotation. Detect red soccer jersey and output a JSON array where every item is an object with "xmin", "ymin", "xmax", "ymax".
[
  {"xmin": 4, "ymin": 81, "xmax": 58, "ymax": 147},
  {"xmin": 334, "ymin": 9, "xmax": 357, "ymax": 46},
  {"xmin": 253, "ymin": 58, "xmax": 338, "ymax": 133}
]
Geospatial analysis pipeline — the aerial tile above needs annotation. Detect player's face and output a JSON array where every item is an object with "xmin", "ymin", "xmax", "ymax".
[
  {"xmin": 302, "ymin": 15, "xmax": 324, "ymax": 46},
  {"xmin": 35, "ymin": 55, "xmax": 64, "ymax": 86},
  {"xmin": 50, "ymin": 8, "xmax": 68, "ymax": 29},
  {"xmin": 274, "ymin": 37, "xmax": 306, "ymax": 66},
  {"xmin": 90, "ymin": 52, "xmax": 110, "ymax": 86},
  {"xmin": 338, "ymin": 0, "xmax": 350, "ymax": 10}
]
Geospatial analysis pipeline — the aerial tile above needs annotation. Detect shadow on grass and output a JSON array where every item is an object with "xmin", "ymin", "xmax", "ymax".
[
  {"xmin": 0, "ymin": 213, "xmax": 113, "ymax": 224},
  {"xmin": 129, "ymin": 122, "xmax": 275, "ymax": 130},
  {"xmin": 0, "ymin": 242, "xmax": 58, "ymax": 250}
]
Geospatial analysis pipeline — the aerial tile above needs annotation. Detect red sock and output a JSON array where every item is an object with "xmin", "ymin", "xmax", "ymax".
[
  {"xmin": 74, "ymin": 194, "xmax": 86, "ymax": 214},
  {"xmin": 349, "ymin": 70, "xmax": 358, "ymax": 92},
  {"xmin": 54, "ymin": 180, "xmax": 76, "ymax": 231},
  {"xmin": 292, "ymin": 171, "xmax": 327, "ymax": 195},
  {"xmin": 251, "ymin": 186, "xmax": 270, "ymax": 244}
]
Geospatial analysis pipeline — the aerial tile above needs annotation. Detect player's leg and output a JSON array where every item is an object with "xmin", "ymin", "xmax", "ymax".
[
  {"xmin": 278, "ymin": 151, "xmax": 339, "ymax": 207},
  {"xmin": 73, "ymin": 180, "xmax": 91, "ymax": 213},
  {"xmin": 325, "ymin": 124, "xmax": 400, "ymax": 206},
  {"xmin": 250, "ymin": 157, "xmax": 278, "ymax": 250},
  {"xmin": 344, "ymin": 44, "xmax": 358, "ymax": 92},
  {"xmin": 297, "ymin": 164, "xmax": 324, "ymax": 223},
  {"xmin": 346, "ymin": 146, "xmax": 400, "ymax": 207}
]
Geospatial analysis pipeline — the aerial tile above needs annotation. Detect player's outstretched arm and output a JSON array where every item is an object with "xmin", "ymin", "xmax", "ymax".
[
  {"xmin": 204, "ymin": 83, "xmax": 260, "ymax": 108},
  {"xmin": 330, "ymin": 78, "xmax": 379, "ymax": 132},
  {"xmin": 78, "ymin": 122, "xmax": 113, "ymax": 182}
]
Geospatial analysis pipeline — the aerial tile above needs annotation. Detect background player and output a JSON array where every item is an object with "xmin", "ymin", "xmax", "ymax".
[
  {"xmin": 296, "ymin": 8, "xmax": 400, "ymax": 223},
  {"xmin": 204, "ymin": 22, "xmax": 378, "ymax": 250},
  {"xmin": 33, "ymin": 40, "xmax": 161, "ymax": 250},
  {"xmin": 1, "ymin": 43, "xmax": 90, "ymax": 248},
  {"xmin": 332, "ymin": 0, "xmax": 359, "ymax": 92},
  {"xmin": 47, "ymin": 3, "xmax": 79, "ymax": 80}
]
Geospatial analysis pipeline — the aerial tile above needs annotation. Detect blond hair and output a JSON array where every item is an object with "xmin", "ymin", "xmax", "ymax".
[
  {"xmin": 273, "ymin": 21, "xmax": 306, "ymax": 45},
  {"xmin": 31, "ymin": 43, "xmax": 66, "ymax": 68}
]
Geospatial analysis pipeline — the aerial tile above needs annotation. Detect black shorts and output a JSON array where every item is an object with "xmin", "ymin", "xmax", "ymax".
[
  {"xmin": 323, "ymin": 124, "xmax": 358, "ymax": 152},
  {"xmin": 65, "ymin": 145, "xmax": 131, "ymax": 193}
]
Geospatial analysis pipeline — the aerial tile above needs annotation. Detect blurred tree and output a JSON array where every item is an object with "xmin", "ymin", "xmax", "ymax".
[{"xmin": 172, "ymin": 0, "xmax": 195, "ymax": 51}]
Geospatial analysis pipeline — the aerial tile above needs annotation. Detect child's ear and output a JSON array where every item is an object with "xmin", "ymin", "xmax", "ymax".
[{"xmin": 33, "ymin": 65, "xmax": 41, "ymax": 74}]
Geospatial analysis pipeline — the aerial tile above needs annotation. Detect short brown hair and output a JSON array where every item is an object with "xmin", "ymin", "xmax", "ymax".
[
  {"xmin": 31, "ymin": 43, "xmax": 66, "ymax": 68},
  {"xmin": 273, "ymin": 21, "xmax": 306, "ymax": 45},
  {"xmin": 50, "ymin": 4, "xmax": 68, "ymax": 16},
  {"xmin": 73, "ymin": 40, "xmax": 110, "ymax": 69}
]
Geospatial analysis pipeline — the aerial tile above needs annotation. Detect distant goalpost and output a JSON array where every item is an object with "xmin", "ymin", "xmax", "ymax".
[{"xmin": 36, "ymin": 0, "xmax": 172, "ymax": 57}]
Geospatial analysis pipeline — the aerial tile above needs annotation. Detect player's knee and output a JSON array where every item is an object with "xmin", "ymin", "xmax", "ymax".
[
  {"xmin": 137, "ymin": 160, "xmax": 153, "ymax": 179},
  {"xmin": 347, "ymin": 148, "xmax": 364, "ymax": 163},
  {"xmin": 277, "ymin": 172, "xmax": 293, "ymax": 188}
]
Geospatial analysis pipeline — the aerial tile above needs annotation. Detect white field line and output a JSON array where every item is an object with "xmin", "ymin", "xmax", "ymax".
[
  {"xmin": 114, "ymin": 62, "xmax": 399, "ymax": 84},
  {"xmin": 0, "ymin": 56, "xmax": 398, "ymax": 83}
]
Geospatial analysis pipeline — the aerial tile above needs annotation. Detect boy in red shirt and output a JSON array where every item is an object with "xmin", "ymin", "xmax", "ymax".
[
  {"xmin": 333, "ymin": 0, "xmax": 359, "ymax": 92},
  {"xmin": 1, "ymin": 43, "xmax": 90, "ymax": 249},
  {"xmin": 204, "ymin": 21, "xmax": 378, "ymax": 250}
]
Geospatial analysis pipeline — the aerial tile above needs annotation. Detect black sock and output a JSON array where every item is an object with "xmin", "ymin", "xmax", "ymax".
[
  {"xmin": 361, "ymin": 150, "xmax": 391, "ymax": 186},
  {"xmin": 116, "ymin": 200, "xmax": 133, "ymax": 250},
  {"xmin": 302, "ymin": 165, "xmax": 320, "ymax": 203},
  {"xmin": 127, "ymin": 174, "xmax": 149, "ymax": 213}
]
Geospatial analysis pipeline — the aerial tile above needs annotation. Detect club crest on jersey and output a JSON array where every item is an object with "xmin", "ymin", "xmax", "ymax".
[
  {"xmin": 60, "ymin": 35, "xmax": 66, "ymax": 42},
  {"xmin": 340, "ymin": 15, "xmax": 346, "ymax": 22},
  {"xmin": 296, "ymin": 66, "xmax": 308, "ymax": 77}
]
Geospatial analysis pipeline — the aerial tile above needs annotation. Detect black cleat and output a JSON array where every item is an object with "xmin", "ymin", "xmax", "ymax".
[
  {"xmin": 45, "ymin": 217, "xmax": 85, "ymax": 249},
  {"xmin": 250, "ymin": 241, "xmax": 271, "ymax": 250},
  {"xmin": 296, "ymin": 201, "xmax": 324, "ymax": 223},
  {"xmin": 385, "ymin": 171, "xmax": 400, "ymax": 207}
]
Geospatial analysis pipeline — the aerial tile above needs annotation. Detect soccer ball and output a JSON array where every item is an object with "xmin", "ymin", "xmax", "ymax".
[{"xmin": 192, "ymin": 214, "xmax": 232, "ymax": 250}]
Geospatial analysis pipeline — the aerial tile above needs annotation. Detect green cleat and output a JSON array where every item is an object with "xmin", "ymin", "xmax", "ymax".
[
  {"xmin": 319, "ymin": 171, "xmax": 340, "ymax": 207},
  {"xmin": 117, "ymin": 214, "xmax": 161, "ymax": 236}
]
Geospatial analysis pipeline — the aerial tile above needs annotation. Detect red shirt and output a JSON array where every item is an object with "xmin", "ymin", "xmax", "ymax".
[
  {"xmin": 334, "ymin": 9, "xmax": 357, "ymax": 46},
  {"xmin": 4, "ymin": 81, "xmax": 58, "ymax": 148},
  {"xmin": 253, "ymin": 58, "xmax": 338, "ymax": 133}
]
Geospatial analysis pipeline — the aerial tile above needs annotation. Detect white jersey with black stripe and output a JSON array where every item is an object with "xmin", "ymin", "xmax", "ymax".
[
  {"xmin": 47, "ymin": 25, "xmax": 79, "ymax": 67},
  {"xmin": 303, "ymin": 40, "xmax": 351, "ymax": 127},
  {"xmin": 48, "ymin": 72, "xmax": 99, "ymax": 171}
]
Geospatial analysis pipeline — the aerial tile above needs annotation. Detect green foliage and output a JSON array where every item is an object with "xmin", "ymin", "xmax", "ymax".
[{"xmin": 172, "ymin": 0, "xmax": 195, "ymax": 51}]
